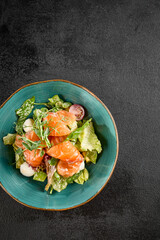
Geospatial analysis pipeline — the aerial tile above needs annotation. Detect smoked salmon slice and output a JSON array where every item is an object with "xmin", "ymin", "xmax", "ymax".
[
  {"xmin": 57, "ymin": 160, "xmax": 82, "ymax": 178},
  {"xmin": 49, "ymin": 135, "xmax": 67, "ymax": 146},
  {"xmin": 23, "ymin": 149, "xmax": 45, "ymax": 167},
  {"xmin": 15, "ymin": 130, "xmax": 46, "ymax": 149},
  {"xmin": 46, "ymin": 141, "xmax": 84, "ymax": 162},
  {"xmin": 56, "ymin": 110, "xmax": 76, "ymax": 125},
  {"xmin": 43, "ymin": 112, "xmax": 71, "ymax": 136},
  {"xmin": 15, "ymin": 134, "xmax": 25, "ymax": 149}
]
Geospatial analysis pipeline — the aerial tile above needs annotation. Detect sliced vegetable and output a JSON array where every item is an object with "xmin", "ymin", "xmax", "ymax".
[
  {"xmin": 69, "ymin": 104, "xmax": 85, "ymax": 120},
  {"xmin": 3, "ymin": 133, "xmax": 16, "ymax": 145},
  {"xmin": 33, "ymin": 171, "xmax": 47, "ymax": 182}
]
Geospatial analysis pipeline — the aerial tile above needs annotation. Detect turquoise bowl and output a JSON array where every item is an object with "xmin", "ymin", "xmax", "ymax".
[{"xmin": 0, "ymin": 80, "xmax": 119, "ymax": 210}]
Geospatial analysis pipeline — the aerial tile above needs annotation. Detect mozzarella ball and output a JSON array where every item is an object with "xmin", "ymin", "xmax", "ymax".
[
  {"xmin": 23, "ymin": 118, "xmax": 34, "ymax": 132},
  {"xmin": 20, "ymin": 162, "xmax": 35, "ymax": 177}
]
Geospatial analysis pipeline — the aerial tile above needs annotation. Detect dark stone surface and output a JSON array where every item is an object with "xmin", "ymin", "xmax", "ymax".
[{"xmin": 0, "ymin": 0, "xmax": 160, "ymax": 239}]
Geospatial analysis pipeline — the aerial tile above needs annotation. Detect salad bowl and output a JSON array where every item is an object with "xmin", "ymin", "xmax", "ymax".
[{"xmin": 0, "ymin": 79, "xmax": 119, "ymax": 210}]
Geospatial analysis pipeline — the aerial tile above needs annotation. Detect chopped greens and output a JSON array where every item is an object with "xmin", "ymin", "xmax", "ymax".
[
  {"xmin": 33, "ymin": 171, "xmax": 47, "ymax": 182},
  {"xmin": 21, "ymin": 137, "xmax": 41, "ymax": 151}
]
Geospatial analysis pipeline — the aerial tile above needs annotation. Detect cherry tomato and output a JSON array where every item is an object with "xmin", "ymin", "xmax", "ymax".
[{"xmin": 69, "ymin": 104, "xmax": 85, "ymax": 120}]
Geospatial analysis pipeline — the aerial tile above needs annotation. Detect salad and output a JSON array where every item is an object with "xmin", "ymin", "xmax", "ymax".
[{"xmin": 3, "ymin": 95, "xmax": 102, "ymax": 193}]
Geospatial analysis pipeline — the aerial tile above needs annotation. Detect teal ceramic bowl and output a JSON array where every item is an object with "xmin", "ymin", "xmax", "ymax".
[{"xmin": 0, "ymin": 80, "xmax": 119, "ymax": 210}]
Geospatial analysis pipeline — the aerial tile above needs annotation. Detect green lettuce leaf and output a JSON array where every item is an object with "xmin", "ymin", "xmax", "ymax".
[
  {"xmin": 65, "ymin": 119, "xmax": 92, "ymax": 142},
  {"xmin": 74, "ymin": 168, "xmax": 89, "ymax": 184},
  {"xmin": 49, "ymin": 172, "xmax": 68, "ymax": 193},
  {"xmin": 15, "ymin": 153, "xmax": 24, "ymax": 169},
  {"xmin": 78, "ymin": 122, "xmax": 102, "ymax": 153},
  {"xmin": 66, "ymin": 170, "xmax": 83, "ymax": 184},
  {"xmin": 84, "ymin": 150, "xmax": 98, "ymax": 164},
  {"xmin": 3, "ymin": 133, "xmax": 16, "ymax": 145}
]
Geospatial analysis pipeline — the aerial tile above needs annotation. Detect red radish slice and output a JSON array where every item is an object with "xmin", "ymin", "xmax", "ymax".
[{"xmin": 69, "ymin": 104, "xmax": 85, "ymax": 120}]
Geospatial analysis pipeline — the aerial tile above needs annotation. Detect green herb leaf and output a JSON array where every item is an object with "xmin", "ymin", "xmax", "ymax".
[
  {"xmin": 16, "ymin": 147, "xmax": 24, "ymax": 155},
  {"xmin": 21, "ymin": 137, "xmax": 41, "ymax": 151},
  {"xmin": 32, "ymin": 109, "xmax": 51, "ymax": 148}
]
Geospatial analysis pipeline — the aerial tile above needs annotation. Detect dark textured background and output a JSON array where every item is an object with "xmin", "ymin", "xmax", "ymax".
[{"xmin": 0, "ymin": 0, "xmax": 160, "ymax": 239}]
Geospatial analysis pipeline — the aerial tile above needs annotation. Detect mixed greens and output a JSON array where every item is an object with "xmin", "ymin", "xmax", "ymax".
[{"xmin": 3, "ymin": 95, "xmax": 102, "ymax": 193}]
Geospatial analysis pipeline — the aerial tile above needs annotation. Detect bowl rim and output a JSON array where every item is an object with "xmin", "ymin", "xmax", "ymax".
[{"xmin": 0, "ymin": 79, "xmax": 119, "ymax": 211}]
